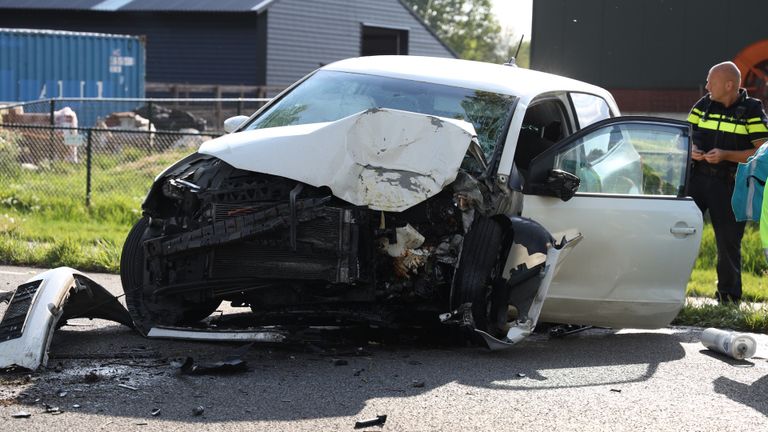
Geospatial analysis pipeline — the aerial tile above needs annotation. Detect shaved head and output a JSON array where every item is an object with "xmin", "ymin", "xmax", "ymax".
[
  {"xmin": 706, "ymin": 61, "xmax": 742, "ymax": 106},
  {"xmin": 709, "ymin": 61, "xmax": 742, "ymax": 86}
]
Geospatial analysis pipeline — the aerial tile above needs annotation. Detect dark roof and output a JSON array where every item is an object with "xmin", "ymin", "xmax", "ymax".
[{"xmin": 0, "ymin": 0, "xmax": 277, "ymax": 12}]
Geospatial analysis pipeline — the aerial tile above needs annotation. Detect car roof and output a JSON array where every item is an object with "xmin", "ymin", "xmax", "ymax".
[{"xmin": 322, "ymin": 55, "xmax": 615, "ymax": 105}]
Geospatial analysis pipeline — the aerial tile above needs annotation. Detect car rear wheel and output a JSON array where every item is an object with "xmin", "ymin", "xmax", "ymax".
[{"xmin": 121, "ymin": 217, "xmax": 221, "ymax": 335}]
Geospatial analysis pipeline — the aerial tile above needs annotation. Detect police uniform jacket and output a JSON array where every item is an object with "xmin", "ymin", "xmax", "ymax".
[{"xmin": 687, "ymin": 89, "xmax": 768, "ymax": 175}]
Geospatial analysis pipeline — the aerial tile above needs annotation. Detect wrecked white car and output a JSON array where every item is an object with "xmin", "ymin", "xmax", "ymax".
[{"xmin": 113, "ymin": 56, "xmax": 702, "ymax": 348}]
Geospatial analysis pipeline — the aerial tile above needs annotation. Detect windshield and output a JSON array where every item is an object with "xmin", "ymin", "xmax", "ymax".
[{"xmin": 245, "ymin": 70, "xmax": 516, "ymax": 158}]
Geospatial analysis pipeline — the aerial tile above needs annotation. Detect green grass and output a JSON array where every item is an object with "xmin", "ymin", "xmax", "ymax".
[
  {"xmin": 687, "ymin": 268, "xmax": 768, "ymax": 302},
  {"xmin": 682, "ymin": 266, "xmax": 768, "ymax": 333},
  {"xmin": 0, "ymin": 146, "xmax": 191, "ymax": 272},
  {"xmin": 673, "ymin": 302, "xmax": 768, "ymax": 333}
]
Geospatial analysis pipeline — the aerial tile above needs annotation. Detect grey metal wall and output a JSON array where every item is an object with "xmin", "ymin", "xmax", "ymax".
[
  {"xmin": 266, "ymin": 0, "xmax": 455, "ymax": 88},
  {"xmin": 531, "ymin": 0, "xmax": 768, "ymax": 89}
]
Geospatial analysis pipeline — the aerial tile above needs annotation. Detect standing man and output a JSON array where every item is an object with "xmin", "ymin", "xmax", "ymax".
[{"xmin": 688, "ymin": 61, "xmax": 768, "ymax": 303}]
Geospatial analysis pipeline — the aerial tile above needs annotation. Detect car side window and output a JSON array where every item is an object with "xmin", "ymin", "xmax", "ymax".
[
  {"xmin": 570, "ymin": 93, "xmax": 612, "ymax": 129},
  {"xmin": 514, "ymin": 99, "xmax": 568, "ymax": 174},
  {"xmin": 553, "ymin": 123, "xmax": 688, "ymax": 196}
]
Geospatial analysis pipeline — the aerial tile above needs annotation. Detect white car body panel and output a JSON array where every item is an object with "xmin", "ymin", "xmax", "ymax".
[
  {"xmin": 523, "ymin": 195, "xmax": 703, "ymax": 328},
  {"xmin": 200, "ymin": 108, "xmax": 476, "ymax": 212}
]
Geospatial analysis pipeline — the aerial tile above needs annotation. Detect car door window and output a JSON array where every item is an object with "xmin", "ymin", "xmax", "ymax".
[
  {"xmin": 513, "ymin": 98, "xmax": 568, "ymax": 174},
  {"xmin": 552, "ymin": 121, "xmax": 689, "ymax": 196},
  {"xmin": 570, "ymin": 93, "xmax": 612, "ymax": 129}
]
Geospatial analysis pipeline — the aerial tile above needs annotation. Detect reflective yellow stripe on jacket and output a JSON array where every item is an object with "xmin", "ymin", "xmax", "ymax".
[
  {"xmin": 747, "ymin": 117, "xmax": 768, "ymax": 134},
  {"xmin": 687, "ymin": 108, "xmax": 704, "ymax": 125},
  {"xmin": 686, "ymin": 110, "xmax": 766, "ymax": 135}
]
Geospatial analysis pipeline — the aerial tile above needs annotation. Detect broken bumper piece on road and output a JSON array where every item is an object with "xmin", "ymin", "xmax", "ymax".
[
  {"xmin": 0, "ymin": 267, "xmax": 133, "ymax": 370},
  {"xmin": 0, "ymin": 266, "xmax": 297, "ymax": 371}
]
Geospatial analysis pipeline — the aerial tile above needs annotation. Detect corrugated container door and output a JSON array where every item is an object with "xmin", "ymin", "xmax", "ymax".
[{"xmin": 0, "ymin": 28, "xmax": 145, "ymax": 102}]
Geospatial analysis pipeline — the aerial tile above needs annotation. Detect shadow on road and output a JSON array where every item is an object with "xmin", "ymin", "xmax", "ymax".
[
  {"xmin": 713, "ymin": 374, "xmax": 768, "ymax": 417},
  {"xmin": 1, "ymin": 322, "xmax": 690, "ymax": 424}
]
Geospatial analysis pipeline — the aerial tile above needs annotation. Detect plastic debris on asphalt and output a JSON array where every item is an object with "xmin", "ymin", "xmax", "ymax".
[{"xmin": 354, "ymin": 414, "xmax": 387, "ymax": 429}]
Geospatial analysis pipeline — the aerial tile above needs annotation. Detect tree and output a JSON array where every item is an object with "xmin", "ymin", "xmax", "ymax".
[{"xmin": 403, "ymin": 0, "xmax": 504, "ymax": 63}]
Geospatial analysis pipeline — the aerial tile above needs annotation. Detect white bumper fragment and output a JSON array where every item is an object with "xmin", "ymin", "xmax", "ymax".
[{"xmin": 0, "ymin": 267, "xmax": 132, "ymax": 370}]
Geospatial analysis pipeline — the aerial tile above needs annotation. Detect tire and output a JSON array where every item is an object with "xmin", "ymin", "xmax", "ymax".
[
  {"xmin": 121, "ymin": 218, "xmax": 221, "ymax": 335},
  {"xmin": 451, "ymin": 217, "xmax": 505, "ymax": 333}
]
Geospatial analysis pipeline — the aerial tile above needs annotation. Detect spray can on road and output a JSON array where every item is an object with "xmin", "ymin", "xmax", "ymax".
[{"xmin": 700, "ymin": 328, "xmax": 757, "ymax": 360}]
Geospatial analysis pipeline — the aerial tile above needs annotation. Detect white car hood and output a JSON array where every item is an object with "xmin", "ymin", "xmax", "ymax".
[{"xmin": 199, "ymin": 108, "xmax": 477, "ymax": 212}]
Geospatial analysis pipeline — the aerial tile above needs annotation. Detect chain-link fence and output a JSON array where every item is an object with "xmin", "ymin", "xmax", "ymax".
[
  {"xmin": 0, "ymin": 123, "xmax": 221, "ymax": 209},
  {"xmin": 0, "ymin": 97, "xmax": 273, "ymax": 211},
  {"xmin": 1, "ymin": 97, "xmax": 270, "ymax": 131}
]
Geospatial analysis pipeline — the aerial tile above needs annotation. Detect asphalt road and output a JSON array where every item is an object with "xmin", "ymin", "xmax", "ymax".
[{"xmin": 0, "ymin": 265, "xmax": 766, "ymax": 431}]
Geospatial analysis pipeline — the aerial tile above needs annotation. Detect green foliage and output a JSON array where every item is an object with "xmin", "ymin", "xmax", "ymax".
[{"xmin": 403, "ymin": 0, "xmax": 520, "ymax": 63}]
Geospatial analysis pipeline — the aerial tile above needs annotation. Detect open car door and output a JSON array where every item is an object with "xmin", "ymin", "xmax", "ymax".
[{"xmin": 521, "ymin": 116, "xmax": 702, "ymax": 328}]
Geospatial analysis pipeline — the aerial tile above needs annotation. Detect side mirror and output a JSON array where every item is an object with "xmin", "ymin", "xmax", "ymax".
[
  {"xmin": 527, "ymin": 169, "xmax": 580, "ymax": 201},
  {"xmin": 223, "ymin": 115, "xmax": 250, "ymax": 133}
]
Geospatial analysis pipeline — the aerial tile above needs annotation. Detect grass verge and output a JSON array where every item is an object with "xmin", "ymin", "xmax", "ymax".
[{"xmin": 673, "ymin": 300, "xmax": 768, "ymax": 333}]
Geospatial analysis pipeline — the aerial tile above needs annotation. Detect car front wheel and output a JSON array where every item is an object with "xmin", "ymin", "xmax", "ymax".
[{"xmin": 120, "ymin": 217, "xmax": 221, "ymax": 335}]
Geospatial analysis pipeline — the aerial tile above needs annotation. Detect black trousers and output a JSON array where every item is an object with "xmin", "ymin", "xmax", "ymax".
[{"xmin": 689, "ymin": 172, "xmax": 745, "ymax": 301}]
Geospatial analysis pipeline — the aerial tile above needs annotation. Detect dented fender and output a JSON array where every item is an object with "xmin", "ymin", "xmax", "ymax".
[
  {"xmin": 0, "ymin": 267, "xmax": 132, "ymax": 370},
  {"xmin": 441, "ymin": 218, "xmax": 582, "ymax": 350}
]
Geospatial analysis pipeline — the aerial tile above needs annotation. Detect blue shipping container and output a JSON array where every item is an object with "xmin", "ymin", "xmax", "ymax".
[{"xmin": 0, "ymin": 28, "xmax": 145, "ymax": 102}]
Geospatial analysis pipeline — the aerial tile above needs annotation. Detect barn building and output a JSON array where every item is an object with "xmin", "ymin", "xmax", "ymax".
[{"xmin": 0, "ymin": 0, "xmax": 455, "ymax": 97}]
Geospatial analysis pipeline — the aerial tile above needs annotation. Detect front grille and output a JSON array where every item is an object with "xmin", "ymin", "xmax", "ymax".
[
  {"xmin": 211, "ymin": 207, "xmax": 367, "ymax": 284},
  {"xmin": 0, "ymin": 280, "xmax": 42, "ymax": 341}
]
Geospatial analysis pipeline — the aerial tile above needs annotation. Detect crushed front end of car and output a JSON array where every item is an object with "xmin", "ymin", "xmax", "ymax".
[{"xmin": 122, "ymin": 107, "xmax": 579, "ymax": 348}]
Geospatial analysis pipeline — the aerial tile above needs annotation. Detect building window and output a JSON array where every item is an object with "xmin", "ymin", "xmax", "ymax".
[{"xmin": 361, "ymin": 25, "xmax": 408, "ymax": 56}]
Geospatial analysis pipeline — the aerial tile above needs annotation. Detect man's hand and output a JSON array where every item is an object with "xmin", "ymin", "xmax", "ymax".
[
  {"xmin": 703, "ymin": 148, "xmax": 726, "ymax": 164},
  {"xmin": 691, "ymin": 144, "xmax": 705, "ymax": 161},
  {"xmin": 700, "ymin": 147, "xmax": 758, "ymax": 164}
]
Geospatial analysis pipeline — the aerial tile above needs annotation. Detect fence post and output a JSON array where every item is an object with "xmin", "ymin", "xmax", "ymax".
[
  {"xmin": 49, "ymin": 99, "xmax": 56, "ymax": 161},
  {"xmin": 85, "ymin": 129, "xmax": 93, "ymax": 208},
  {"xmin": 147, "ymin": 100, "xmax": 154, "ymax": 149},
  {"xmin": 147, "ymin": 100, "xmax": 153, "ymax": 128}
]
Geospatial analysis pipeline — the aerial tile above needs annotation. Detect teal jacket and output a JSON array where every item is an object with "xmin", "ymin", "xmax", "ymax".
[{"xmin": 762, "ymin": 184, "xmax": 768, "ymax": 261}]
